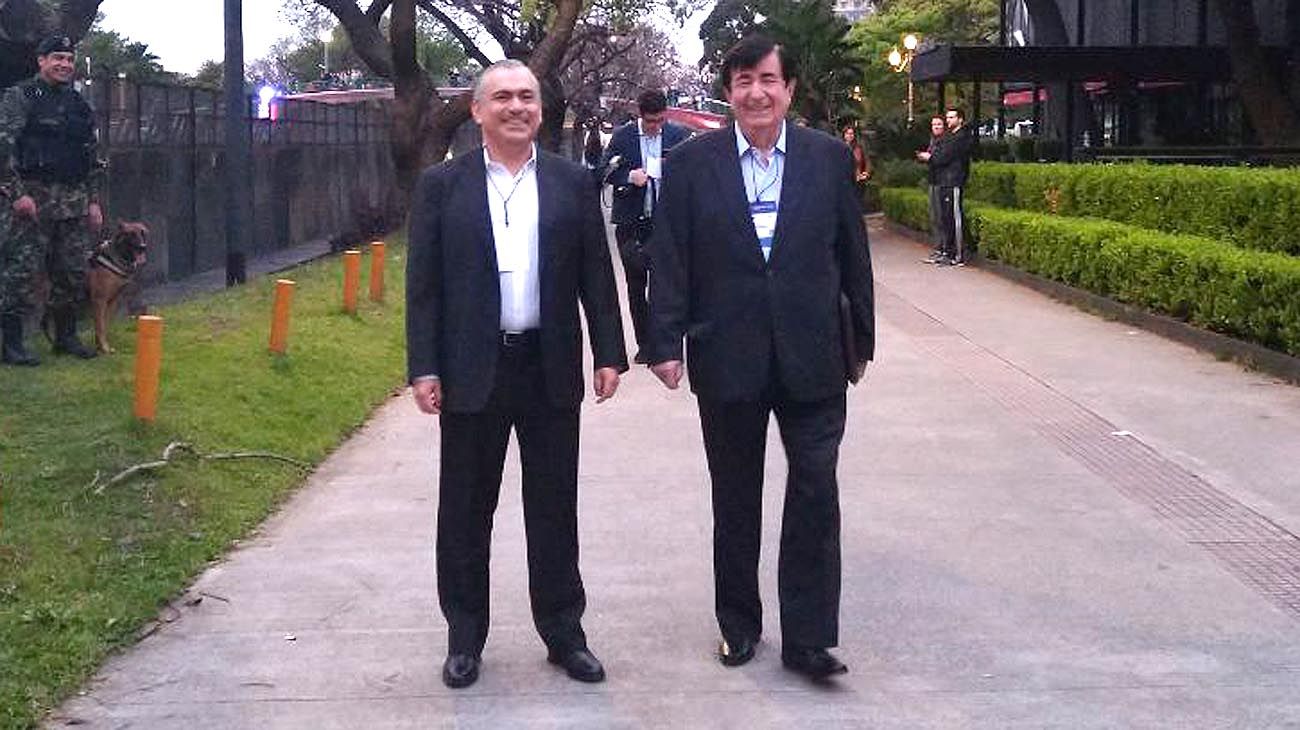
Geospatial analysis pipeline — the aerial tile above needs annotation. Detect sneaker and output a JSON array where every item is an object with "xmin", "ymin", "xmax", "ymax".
[
  {"xmin": 933, "ymin": 256, "xmax": 955, "ymax": 267},
  {"xmin": 921, "ymin": 252, "xmax": 946, "ymax": 264}
]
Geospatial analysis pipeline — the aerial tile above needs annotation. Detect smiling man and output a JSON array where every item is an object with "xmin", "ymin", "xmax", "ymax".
[
  {"xmin": 0, "ymin": 35, "xmax": 104, "ymax": 366},
  {"xmin": 646, "ymin": 36, "xmax": 875, "ymax": 680},
  {"xmin": 405, "ymin": 59, "xmax": 627, "ymax": 689}
]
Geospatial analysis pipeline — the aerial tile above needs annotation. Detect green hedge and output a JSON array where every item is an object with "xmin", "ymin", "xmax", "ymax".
[
  {"xmin": 965, "ymin": 162, "xmax": 1300, "ymax": 256},
  {"xmin": 880, "ymin": 187, "xmax": 1300, "ymax": 356}
]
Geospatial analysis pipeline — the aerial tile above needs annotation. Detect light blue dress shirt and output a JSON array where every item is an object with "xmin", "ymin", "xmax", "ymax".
[{"xmin": 735, "ymin": 122, "xmax": 788, "ymax": 260}]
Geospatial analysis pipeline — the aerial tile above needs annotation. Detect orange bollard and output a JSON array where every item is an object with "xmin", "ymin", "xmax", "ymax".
[
  {"xmin": 369, "ymin": 241, "xmax": 386, "ymax": 303},
  {"xmin": 133, "ymin": 316, "xmax": 164, "ymax": 422},
  {"xmin": 342, "ymin": 250, "xmax": 361, "ymax": 314},
  {"xmin": 269, "ymin": 279, "xmax": 296, "ymax": 354}
]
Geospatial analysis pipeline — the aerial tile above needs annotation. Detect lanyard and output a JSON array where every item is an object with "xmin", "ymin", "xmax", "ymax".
[
  {"xmin": 487, "ymin": 167, "xmax": 528, "ymax": 227},
  {"xmin": 747, "ymin": 149, "xmax": 782, "ymax": 204}
]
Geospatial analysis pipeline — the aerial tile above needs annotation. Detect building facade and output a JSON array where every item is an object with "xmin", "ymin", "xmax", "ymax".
[{"xmin": 916, "ymin": 0, "xmax": 1297, "ymax": 155}]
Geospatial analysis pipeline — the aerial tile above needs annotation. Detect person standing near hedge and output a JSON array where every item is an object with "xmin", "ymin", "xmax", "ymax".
[
  {"xmin": 917, "ymin": 115, "xmax": 946, "ymax": 263},
  {"xmin": 917, "ymin": 107, "xmax": 975, "ymax": 266}
]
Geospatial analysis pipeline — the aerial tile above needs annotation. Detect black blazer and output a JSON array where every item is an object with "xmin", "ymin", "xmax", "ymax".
[
  {"xmin": 406, "ymin": 149, "xmax": 628, "ymax": 413},
  {"xmin": 601, "ymin": 120, "xmax": 691, "ymax": 225},
  {"xmin": 647, "ymin": 124, "xmax": 875, "ymax": 403}
]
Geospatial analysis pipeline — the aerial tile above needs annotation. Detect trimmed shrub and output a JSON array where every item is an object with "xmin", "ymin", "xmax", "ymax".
[
  {"xmin": 880, "ymin": 186, "xmax": 1300, "ymax": 356},
  {"xmin": 872, "ymin": 157, "xmax": 929, "ymax": 189},
  {"xmin": 966, "ymin": 162, "xmax": 1300, "ymax": 255}
]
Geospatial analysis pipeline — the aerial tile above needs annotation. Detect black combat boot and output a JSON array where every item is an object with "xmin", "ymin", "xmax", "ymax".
[
  {"xmin": 51, "ymin": 308, "xmax": 97, "ymax": 359},
  {"xmin": 1, "ymin": 313, "xmax": 40, "ymax": 366}
]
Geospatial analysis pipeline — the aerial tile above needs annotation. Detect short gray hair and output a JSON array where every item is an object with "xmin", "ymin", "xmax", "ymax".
[{"xmin": 473, "ymin": 59, "xmax": 538, "ymax": 102}]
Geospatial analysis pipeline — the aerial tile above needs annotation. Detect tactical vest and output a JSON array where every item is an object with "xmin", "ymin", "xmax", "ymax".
[{"xmin": 16, "ymin": 80, "xmax": 95, "ymax": 185}]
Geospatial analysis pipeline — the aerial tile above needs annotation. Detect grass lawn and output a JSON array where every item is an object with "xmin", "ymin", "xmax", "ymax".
[{"xmin": 0, "ymin": 241, "xmax": 408, "ymax": 729}]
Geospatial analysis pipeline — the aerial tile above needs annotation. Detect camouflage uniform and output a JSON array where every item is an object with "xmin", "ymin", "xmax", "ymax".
[
  {"xmin": 0, "ymin": 77, "xmax": 104, "ymax": 317},
  {"xmin": 0, "ymin": 68, "xmax": 104, "ymax": 363}
]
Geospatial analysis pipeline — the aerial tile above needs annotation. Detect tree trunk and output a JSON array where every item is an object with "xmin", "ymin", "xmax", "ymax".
[
  {"xmin": 539, "ymin": 72, "xmax": 567, "ymax": 153},
  {"xmin": 1213, "ymin": 0, "xmax": 1300, "ymax": 145}
]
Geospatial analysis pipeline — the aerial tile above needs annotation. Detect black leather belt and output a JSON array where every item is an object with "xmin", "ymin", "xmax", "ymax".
[{"xmin": 500, "ymin": 330, "xmax": 539, "ymax": 347}]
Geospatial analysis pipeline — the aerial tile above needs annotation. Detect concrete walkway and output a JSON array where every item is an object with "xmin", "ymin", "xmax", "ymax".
[{"xmin": 50, "ymin": 221, "xmax": 1300, "ymax": 728}]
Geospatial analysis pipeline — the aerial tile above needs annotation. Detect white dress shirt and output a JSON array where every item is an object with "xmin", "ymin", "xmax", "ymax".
[
  {"xmin": 484, "ymin": 145, "xmax": 541, "ymax": 332},
  {"xmin": 638, "ymin": 119, "xmax": 663, "ymax": 217}
]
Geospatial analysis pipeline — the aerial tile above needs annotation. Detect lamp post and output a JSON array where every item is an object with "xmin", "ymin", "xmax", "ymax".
[
  {"xmin": 887, "ymin": 32, "xmax": 920, "ymax": 126},
  {"xmin": 320, "ymin": 28, "xmax": 332, "ymax": 79}
]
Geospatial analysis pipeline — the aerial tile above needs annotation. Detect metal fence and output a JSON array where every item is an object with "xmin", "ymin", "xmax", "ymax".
[{"xmin": 81, "ymin": 77, "xmax": 394, "ymax": 283}]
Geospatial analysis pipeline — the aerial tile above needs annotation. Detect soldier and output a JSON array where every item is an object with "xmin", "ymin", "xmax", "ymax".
[{"xmin": 0, "ymin": 34, "xmax": 103, "ymax": 366}]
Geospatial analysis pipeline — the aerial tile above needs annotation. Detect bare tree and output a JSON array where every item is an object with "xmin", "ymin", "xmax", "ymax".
[
  {"xmin": 559, "ymin": 22, "xmax": 682, "ymax": 148},
  {"xmin": 305, "ymin": 0, "xmax": 583, "ymax": 195}
]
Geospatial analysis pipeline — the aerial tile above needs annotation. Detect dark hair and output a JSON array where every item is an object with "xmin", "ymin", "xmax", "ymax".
[
  {"xmin": 637, "ymin": 90, "xmax": 668, "ymax": 115},
  {"xmin": 946, "ymin": 106, "xmax": 965, "ymax": 120},
  {"xmin": 719, "ymin": 35, "xmax": 796, "ymax": 92}
]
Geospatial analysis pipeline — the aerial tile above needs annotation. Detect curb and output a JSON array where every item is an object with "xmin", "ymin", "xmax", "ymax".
[{"xmin": 879, "ymin": 220, "xmax": 1300, "ymax": 386}]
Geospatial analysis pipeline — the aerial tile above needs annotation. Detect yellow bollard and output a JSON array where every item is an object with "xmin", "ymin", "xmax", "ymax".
[
  {"xmin": 269, "ymin": 279, "xmax": 296, "ymax": 354},
  {"xmin": 369, "ymin": 241, "xmax": 386, "ymax": 303},
  {"xmin": 342, "ymin": 250, "xmax": 361, "ymax": 314},
  {"xmin": 133, "ymin": 316, "xmax": 164, "ymax": 422}
]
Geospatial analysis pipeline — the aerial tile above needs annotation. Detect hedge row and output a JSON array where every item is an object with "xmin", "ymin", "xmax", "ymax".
[
  {"xmin": 880, "ymin": 187, "xmax": 1300, "ymax": 356},
  {"xmin": 964, "ymin": 162, "xmax": 1300, "ymax": 256}
]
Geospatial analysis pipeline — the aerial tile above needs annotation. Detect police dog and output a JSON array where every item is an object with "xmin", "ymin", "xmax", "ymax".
[{"xmin": 85, "ymin": 221, "xmax": 149, "ymax": 353}]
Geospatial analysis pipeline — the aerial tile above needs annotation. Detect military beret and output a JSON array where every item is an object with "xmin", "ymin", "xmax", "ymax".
[{"xmin": 36, "ymin": 35, "xmax": 76, "ymax": 56}]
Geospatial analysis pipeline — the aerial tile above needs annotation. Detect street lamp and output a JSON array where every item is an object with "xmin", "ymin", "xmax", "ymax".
[
  {"xmin": 320, "ymin": 28, "xmax": 332, "ymax": 78},
  {"xmin": 887, "ymin": 32, "xmax": 920, "ymax": 126}
]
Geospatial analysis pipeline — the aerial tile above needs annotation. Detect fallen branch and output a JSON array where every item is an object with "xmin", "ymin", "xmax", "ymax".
[{"xmin": 91, "ymin": 441, "xmax": 310, "ymax": 495}]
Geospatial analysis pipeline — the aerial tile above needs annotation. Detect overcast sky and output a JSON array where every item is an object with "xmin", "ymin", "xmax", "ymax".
[{"xmin": 97, "ymin": 0, "xmax": 705, "ymax": 77}]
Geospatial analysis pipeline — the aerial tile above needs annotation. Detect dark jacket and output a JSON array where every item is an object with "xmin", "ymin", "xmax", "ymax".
[
  {"xmin": 601, "ymin": 120, "xmax": 691, "ymax": 225},
  {"xmin": 405, "ymin": 149, "xmax": 628, "ymax": 413},
  {"xmin": 929, "ymin": 125, "xmax": 975, "ymax": 188},
  {"xmin": 647, "ymin": 125, "xmax": 875, "ymax": 403}
]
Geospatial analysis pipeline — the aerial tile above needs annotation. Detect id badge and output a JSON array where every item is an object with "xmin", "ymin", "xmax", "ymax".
[{"xmin": 750, "ymin": 200, "xmax": 778, "ymax": 246}]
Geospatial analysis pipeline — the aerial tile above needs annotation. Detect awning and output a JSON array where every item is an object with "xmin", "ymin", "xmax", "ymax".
[{"xmin": 910, "ymin": 45, "xmax": 1264, "ymax": 84}]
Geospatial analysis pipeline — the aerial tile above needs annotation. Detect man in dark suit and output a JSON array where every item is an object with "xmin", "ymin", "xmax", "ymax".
[
  {"xmin": 646, "ymin": 36, "xmax": 875, "ymax": 680},
  {"xmin": 601, "ymin": 89, "xmax": 691, "ymax": 363},
  {"xmin": 406, "ymin": 60, "xmax": 628, "ymax": 690}
]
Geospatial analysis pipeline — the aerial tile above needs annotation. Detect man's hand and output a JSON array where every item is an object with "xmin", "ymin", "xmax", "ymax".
[
  {"xmin": 13, "ymin": 195, "xmax": 36, "ymax": 219},
  {"xmin": 915, "ymin": 151, "xmax": 931, "ymax": 162},
  {"xmin": 86, "ymin": 202, "xmax": 103, "ymax": 232},
  {"xmin": 651, "ymin": 360, "xmax": 684, "ymax": 390},
  {"xmin": 593, "ymin": 367, "xmax": 620, "ymax": 403},
  {"xmin": 629, "ymin": 168, "xmax": 649, "ymax": 187},
  {"xmin": 412, "ymin": 378, "xmax": 443, "ymax": 415}
]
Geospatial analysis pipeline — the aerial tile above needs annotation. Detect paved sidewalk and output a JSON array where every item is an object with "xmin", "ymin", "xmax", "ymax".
[{"xmin": 50, "ymin": 221, "xmax": 1300, "ymax": 728}]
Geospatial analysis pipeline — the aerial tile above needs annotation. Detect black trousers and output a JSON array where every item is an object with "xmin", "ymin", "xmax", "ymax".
[
  {"xmin": 614, "ymin": 220, "xmax": 652, "ymax": 356},
  {"xmin": 436, "ymin": 335, "xmax": 586, "ymax": 657},
  {"xmin": 934, "ymin": 185, "xmax": 967, "ymax": 262},
  {"xmin": 697, "ymin": 390, "xmax": 846, "ymax": 649}
]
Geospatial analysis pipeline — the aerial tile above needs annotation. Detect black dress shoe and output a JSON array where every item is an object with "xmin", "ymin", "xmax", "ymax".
[
  {"xmin": 781, "ymin": 647, "xmax": 848, "ymax": 679},
  {"xmin": 717, "ymin": 636, "xmax": 757, "ymax": 667},
  {"xmin": 442, "ymin": 653, "xmax": 480, "ymax": 688},
  {"xmin": 547, "ymin": 647, "xmax": 606, "ymax": 682}
]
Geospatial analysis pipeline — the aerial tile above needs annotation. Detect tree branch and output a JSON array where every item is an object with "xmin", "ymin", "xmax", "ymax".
[
  {"xmin": 416, "ymin": 0, "xmax": 494, "ymax": 67},
  {"xmin": 315, "ymin": 0, "xmax": 396, "ymax": 78},
  {"xmin": 528, "ymin": 0, "xmax": 582, "ymax": 74},
  {"xmin": 365, "ymin": 0, "xmax": 394, "ymax": 22}
]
